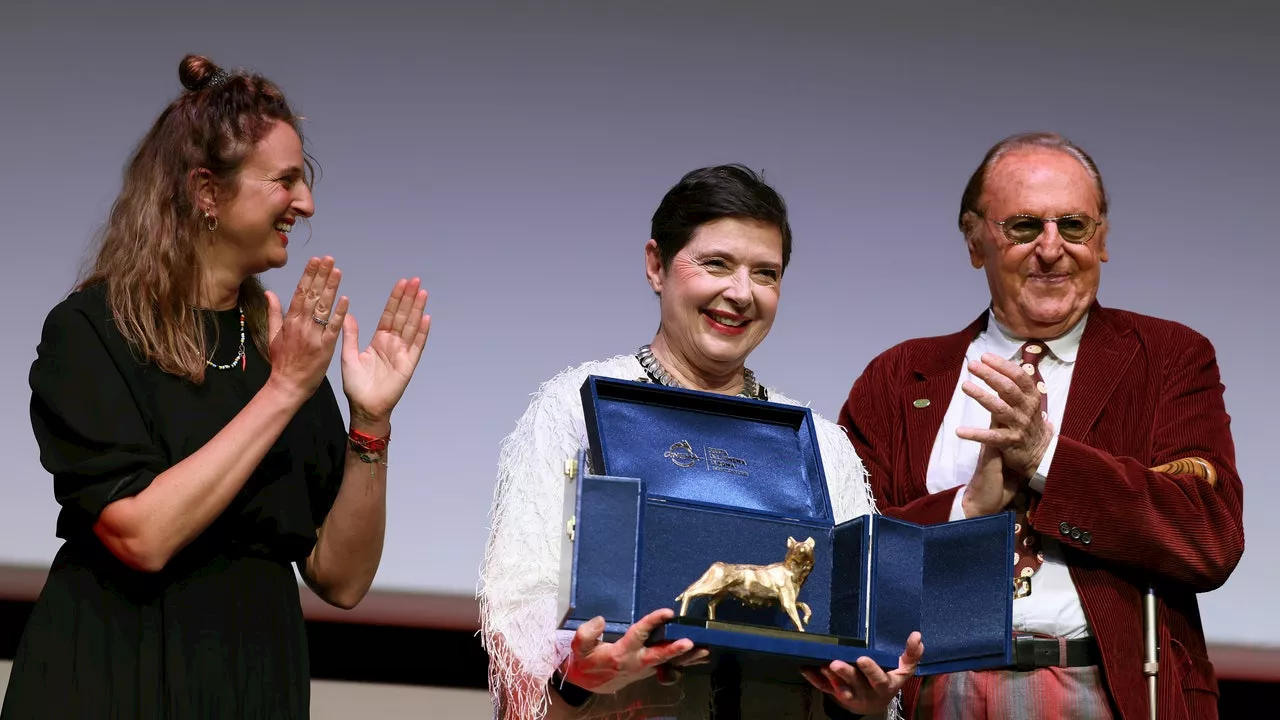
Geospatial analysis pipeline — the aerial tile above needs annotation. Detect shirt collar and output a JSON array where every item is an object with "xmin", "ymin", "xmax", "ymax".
[{"xmin": 979, "ymin": 308, "xmax": 1088, "ymax": 364}]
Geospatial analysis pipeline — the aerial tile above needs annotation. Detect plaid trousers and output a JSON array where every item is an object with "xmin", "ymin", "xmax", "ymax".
[{"xmin": 913, "ymin": 666, "xmax": 1116, "ymax": 720}]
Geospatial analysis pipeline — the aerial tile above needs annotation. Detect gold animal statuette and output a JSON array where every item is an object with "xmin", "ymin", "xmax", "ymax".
[{"xmin": 674, "ymin": 536, "xmax": 816, "ymax": 632}]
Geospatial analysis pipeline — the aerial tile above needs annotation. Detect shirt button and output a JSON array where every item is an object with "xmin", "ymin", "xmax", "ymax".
[
  {"xmin": 1081, "ymin": 531, "xmax": 1092, "ymax": 545},
  {"xmin": 1070, "ymin": 528, "xmax": 1082, "ymax": 540},
  {"xmin": 1059, "ymin": 522, "xmax": 1072, "ymax": 536}
]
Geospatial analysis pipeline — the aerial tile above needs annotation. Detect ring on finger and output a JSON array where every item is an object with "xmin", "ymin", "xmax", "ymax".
[{"xmin": 312, "ymin": 314, "xmax": 329, "ymax": 326}]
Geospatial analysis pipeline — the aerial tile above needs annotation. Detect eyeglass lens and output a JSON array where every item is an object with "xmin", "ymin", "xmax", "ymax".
[{"xmin": 1003, "ymin": 215, "xmax": 1095, "ymax": 243}]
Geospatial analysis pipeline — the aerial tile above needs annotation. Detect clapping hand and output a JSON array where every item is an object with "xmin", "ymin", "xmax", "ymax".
[
  {"xmin": 264, "ymin": 256, "xmax": 348, "ymax": 403},
  {"xmin": 956, "ymin": 353, "xmax": 1053, "ymax": 480},
  {"xmin": 961, "ymin": 440, "xmax": 1024, "ymax": 517},
  {"xmin": 339, "ymin": 276, "xmax": 431, "ymax": 425}
]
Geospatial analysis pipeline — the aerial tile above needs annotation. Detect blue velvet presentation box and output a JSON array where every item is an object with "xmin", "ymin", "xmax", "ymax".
[{"xmin": 556, "ymin": 376, "xmax": 1016, "ymax": 682}]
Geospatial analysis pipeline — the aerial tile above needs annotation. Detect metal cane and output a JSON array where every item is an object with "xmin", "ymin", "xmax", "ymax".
[{"xmin": 1143, "ymin": 585, "xmax": 1158, "ymax": 720}]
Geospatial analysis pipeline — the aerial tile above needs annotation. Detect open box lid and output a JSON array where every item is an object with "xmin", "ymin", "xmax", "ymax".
[{"xmin": 579, "ymin": 376, "xmax": 833, "ymax": 524}]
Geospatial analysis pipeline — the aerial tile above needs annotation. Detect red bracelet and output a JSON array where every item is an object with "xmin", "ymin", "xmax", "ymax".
[{"xmin": 348, "ymin": 428, "xmax": 390, "ymax": 453}]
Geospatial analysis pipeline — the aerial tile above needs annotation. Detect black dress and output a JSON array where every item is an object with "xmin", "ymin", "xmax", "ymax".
[{"xmin": 1, "ymin": 283, "xmax": 346, "ymax": 719}]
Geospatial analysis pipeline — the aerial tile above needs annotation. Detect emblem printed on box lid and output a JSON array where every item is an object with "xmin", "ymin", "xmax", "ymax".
[{"xmin": 664, "ymin": 440, "xmax": 748, "ymax": 476}]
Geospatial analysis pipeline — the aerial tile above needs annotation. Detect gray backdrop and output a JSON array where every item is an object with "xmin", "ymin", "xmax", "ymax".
[{"xmin": 1, "ymin": 0, "xmax": 1275, "ymax": 647}]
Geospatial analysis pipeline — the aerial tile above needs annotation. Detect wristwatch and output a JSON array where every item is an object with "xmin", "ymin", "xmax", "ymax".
[
  {"xmin": 550, "ymin": 668, "xmax": 593, "ymax": 707},
  {"xmin": 823, "ymin": 695, "xmax": 866, "ymax": 720}
]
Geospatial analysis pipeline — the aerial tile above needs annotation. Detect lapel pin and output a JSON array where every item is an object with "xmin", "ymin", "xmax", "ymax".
[{"xmin": 912, "ymin": 398, "xmax": 931, "ymax": 408}]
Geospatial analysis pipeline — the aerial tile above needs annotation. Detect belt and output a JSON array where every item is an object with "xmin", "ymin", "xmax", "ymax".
[{"xmin": 1011, "ymin": 634, "xmax": 1101, "ymax": 671}]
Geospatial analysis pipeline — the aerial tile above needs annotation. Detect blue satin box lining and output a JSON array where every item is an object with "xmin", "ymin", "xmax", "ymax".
[
  {"xmin": 560, "ymin": 377, "xmax": 1014, "ymax": 676},
  {"xmin": 580, "ymin": 377, "xmax": 830, "ymax": 522}
]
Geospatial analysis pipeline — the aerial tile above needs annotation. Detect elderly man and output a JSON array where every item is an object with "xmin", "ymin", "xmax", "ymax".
[{"xmin": 830, "ymin": 132, "xmax": 1243, "ymax": 719}]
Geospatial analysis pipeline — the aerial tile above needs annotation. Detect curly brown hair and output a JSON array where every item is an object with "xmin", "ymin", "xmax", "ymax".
[{"xmin": 79, "ymin": 53, "xmax": 314, "ymax": 383}]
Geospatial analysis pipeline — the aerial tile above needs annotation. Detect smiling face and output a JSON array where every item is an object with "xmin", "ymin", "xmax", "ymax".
[
  {"xmin": 202, "ymin": 120, "xmax": 314, "ymax": 277},
  {"xmin": 645, "ymin": 217, "xmax": 783, "ymax": 383},
  {"xmin": 966, "ymin": 148, "xmax": 1109, "ymax": 338}
]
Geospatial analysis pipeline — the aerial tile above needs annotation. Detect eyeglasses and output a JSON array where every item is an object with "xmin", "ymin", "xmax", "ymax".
[{"xmin": 977, "ymin": 212, "xmax": 1102, "ymax": 245}]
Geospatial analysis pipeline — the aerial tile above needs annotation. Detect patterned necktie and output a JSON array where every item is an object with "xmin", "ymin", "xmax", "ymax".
[{"xmin": 1012, "ymin": 340, "xmax": 1049, "ymax": 598}]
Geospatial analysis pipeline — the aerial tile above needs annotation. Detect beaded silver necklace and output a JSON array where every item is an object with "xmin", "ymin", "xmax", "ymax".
[
  {"xmin": 206, "ymin": 306, "xmax": 247, "ymax": 371},
  {"xmin": 636, "ymin": 344, "xmax": 762, "ymax": 399}
]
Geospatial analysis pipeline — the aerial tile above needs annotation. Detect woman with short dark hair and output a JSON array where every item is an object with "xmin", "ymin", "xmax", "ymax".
[{"xmin": 479, "ymin": 164, "xmax": 920, "ymax": 720}]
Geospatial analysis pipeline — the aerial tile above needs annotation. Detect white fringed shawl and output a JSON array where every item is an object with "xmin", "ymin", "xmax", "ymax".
[{"xmin": 477, "ymin": 354, "xmax": 891, "ymax": 720}]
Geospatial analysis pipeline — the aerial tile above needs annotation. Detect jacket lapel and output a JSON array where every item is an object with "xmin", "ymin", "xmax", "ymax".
[
  {"xmin": 903, "ymin": 313, "xmax": 986, "ymax": 492},
  {"xmin": 1060, "ymin": 304, "xmax": 1139, "ymax": 441}
]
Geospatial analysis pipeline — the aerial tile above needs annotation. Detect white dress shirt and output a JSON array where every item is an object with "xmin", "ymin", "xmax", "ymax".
[{"xmin": 926, "ymin": 310, "xmax": 1091, "ymax": 639}]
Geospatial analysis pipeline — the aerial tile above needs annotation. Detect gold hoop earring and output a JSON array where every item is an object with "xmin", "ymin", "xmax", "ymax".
[{"xmin": 202, "ymin": 211, "xmax": 218, "ymax": 232}]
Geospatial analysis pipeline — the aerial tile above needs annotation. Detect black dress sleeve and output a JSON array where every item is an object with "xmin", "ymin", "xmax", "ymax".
[{"xmin": 28, "ymin": 298, "xmax": 168, "ymax": 532}]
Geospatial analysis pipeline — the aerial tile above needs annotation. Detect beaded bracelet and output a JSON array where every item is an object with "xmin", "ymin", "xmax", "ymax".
[{"xmin": 348, "ymin": 428, "xmax": 390, "ymax": 477}]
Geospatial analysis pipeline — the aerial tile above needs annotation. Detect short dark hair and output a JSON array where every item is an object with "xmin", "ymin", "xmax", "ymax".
[
  {"xmin": 650, "ymin": 164, "xmax": 792, "ymax": 272},
  {"xmin": 958, "ymin": 131, "xmax": 1109, "ymax": 239}
]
